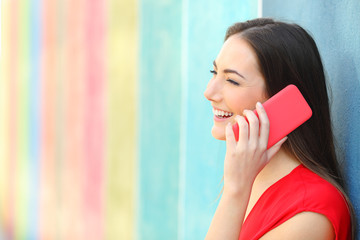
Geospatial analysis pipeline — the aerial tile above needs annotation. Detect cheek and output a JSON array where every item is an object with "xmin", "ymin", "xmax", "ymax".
[
  {"xmin": 226, "ymin": 89, "xmax": 267, "ymax": 114},
  {"xmin": 226, "ymin": 94, "xmax": 255, "ymax": 115}
]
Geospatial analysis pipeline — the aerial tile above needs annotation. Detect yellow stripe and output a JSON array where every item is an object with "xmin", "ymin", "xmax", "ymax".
[{"xmin": 105, "ymin": 0, "xmax": 138, "ymax": 239}]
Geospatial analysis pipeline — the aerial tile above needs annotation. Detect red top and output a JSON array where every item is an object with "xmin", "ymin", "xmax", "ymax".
[{"xmin": 239, "ymin": 164, "xmax": 351, "ymax": 240}]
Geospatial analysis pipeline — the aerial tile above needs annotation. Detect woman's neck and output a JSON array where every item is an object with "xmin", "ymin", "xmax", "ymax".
[{"xmin": 255, "ymin": 147, "xmax": 301, "ymax": 185}]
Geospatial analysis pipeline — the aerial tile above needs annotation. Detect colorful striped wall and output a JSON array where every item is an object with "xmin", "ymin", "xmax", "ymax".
[
  {"xmin": 0, "ymin": 0, "xmax": 136, "ymax": 239},
  {"xmin": 1, "ymin": 0, "xmax": 359, "ymax": 239}
]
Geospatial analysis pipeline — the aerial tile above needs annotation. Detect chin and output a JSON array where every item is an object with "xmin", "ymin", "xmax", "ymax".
[{"xmin": 211, "ymin": 126, "xmax": 226, "ymax": 140}]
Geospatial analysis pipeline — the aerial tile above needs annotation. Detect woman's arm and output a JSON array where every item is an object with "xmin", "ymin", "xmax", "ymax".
[
  {"xmin": 205, "ymin": 182, "xmax": 252, "ymax": 239},
  {"xmin": 205, "ymin": 102, "xmax": 287, "ymax": 240},
  {"xmin": 260, "ymin": 211, "xmax": 335, "ymax": 240}
]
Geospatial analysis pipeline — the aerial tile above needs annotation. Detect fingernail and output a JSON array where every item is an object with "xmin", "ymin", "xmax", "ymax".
[{"xmin": 256, "ymin": 102, "xmax": 263, "ymax": 108}]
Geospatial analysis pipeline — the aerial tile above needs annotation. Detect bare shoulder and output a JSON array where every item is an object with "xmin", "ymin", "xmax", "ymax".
[{"xmin": 260, "ymin": 211, "xmax": 335, "ymax": 240}]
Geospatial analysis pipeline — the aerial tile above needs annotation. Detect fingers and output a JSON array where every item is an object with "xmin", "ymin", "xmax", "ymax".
[
  {"xmin": 232, "ymin": 102, "xmax": 270, "ymax": 152},
  {"xmin": 267, "ymin": 136, "xmax": 288, "ymax": 160},
  {"xmin": 256, "ymin": 102, "xmax": 270, "ymax": 149},
  {"xmin": 235, "ymin": 115, "xmax": 248, "ymax": 147},
  {"xmin": 243, "ymin": 109, "xmax": 259, "ymax": 148},
  {"xmin": 225, "ymin": 122, "xmax": 236, "ymax": 151}
]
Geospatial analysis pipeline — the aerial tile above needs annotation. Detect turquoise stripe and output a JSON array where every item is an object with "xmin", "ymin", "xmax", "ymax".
[
  {"xmin": 138, "ymin": 1, "xmax": 258, "ymax": 238},
  {"xmin": 180, "ymin": 2, "xmax": 258, "ymax": 238},
  {"xmin": 138, "ymin": 0, "xmax": 182, "ymax": 238},
  {"xmin": 28, "ymin": 0, "xmax": 41, "ymax": 238}
]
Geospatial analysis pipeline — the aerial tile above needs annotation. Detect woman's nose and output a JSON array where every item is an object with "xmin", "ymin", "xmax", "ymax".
[{"xmin": 204, "ymin": 78, "xmax": 222, "ymax": 102}]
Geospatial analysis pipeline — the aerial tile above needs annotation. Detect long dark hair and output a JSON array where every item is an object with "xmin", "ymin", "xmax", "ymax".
[{"xmin": 225, "ymin": 18, "xmax": 355, "ymax": 238}]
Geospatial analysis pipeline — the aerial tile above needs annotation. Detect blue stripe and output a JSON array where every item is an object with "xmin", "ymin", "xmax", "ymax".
[{"xmin": 28, "ymin": 0, "xmax": 41, "ymax": 238}]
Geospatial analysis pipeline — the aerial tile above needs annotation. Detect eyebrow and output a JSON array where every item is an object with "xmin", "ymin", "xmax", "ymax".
[{"xmin": 213, "ymin": 60, "xmax": 246, "ymax": 79}]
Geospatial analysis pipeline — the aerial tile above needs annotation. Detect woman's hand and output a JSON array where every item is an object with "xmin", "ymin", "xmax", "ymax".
[
  {"xmin": 205, "ymin": 102, "xmax": 287, "ymax": 240},
  {"xmin": 223, "ymin": 102, "xmax": 287, "ymax": 196}
]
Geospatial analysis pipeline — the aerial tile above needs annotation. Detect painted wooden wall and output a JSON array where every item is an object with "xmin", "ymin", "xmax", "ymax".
[
  {"xmin": 0, "ymin": 0, "xmax": 136, "ymax": 239},
  {"xmin": 138, "ymin": 0, "xmax": 258, "ymax": 239},
  {"xmin": 263, "ymin": 1, "xmax": 360, "ymax": 237},
  {"xmin": 1, "ymin": 0, "xmax": 359, "ymax": 239}
]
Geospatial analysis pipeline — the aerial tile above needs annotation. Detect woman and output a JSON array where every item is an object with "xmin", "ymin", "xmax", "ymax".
[{"xmin": 204, "ymin": 18, "xmax": 354, "ymax": 240}]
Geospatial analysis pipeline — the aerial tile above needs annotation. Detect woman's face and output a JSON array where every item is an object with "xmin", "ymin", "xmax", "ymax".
[{"xmin": 204, "ymin": 35, "xmax": 268, "ymax": 140}]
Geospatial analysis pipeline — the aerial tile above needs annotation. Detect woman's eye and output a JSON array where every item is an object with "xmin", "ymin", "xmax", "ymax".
[
  {"xmin": 227, "ymin": 79, "xmax": 240, "ymax": 86},
  {"xmin": 210, "ymin": 70, "xmax": 217, "ymax": 75}
]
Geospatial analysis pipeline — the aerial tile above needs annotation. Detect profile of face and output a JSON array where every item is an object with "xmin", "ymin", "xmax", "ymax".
[{"xmin": 204, "ymin": 35, "xmax": 268, "ymax": 140}]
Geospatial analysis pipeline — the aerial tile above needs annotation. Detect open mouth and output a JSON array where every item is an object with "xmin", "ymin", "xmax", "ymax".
[{"xmin": 213, "ymin": 108, "xmax": 234, "ymax": 119}]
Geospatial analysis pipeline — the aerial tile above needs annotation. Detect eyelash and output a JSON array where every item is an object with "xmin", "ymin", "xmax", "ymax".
[
  {"xmin": 209, "ymin": 70, "xmax": 240, "ymax": 86},
  {"xmin": 227, "ymin": 79, "xmax": 240, "ymax": 86}
]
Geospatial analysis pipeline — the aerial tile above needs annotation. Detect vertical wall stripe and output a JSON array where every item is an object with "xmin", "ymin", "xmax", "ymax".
[
  {"xmin": 0, "ymin": 0, "xmax": 1, "ymax": 57},
  {"xmin": 0, "ymin": 0, "xmax": 1, "ymax": 56},
  {"xmin": 181, "ymin": 1, "xmax": 259, "ymax": 238},
  {"xmin": 0, "ymin": 0, "xmax": 6, "ymax": 235},
  {"xmin": 0, "ymin": 0, "xmax": 10, "ymax": 238},
  {"xmin": 139, "ymin": 0, "xmax": 182, "ymax": 238},
  {"xmin": 55, "ymin": 0, "xmax": 66, "ymax": 237},
  {"xmin": 7, "ymin": 0, "xmax": 19, "ymax": 239},
  {"xmin": 28, "ymin": 0, "xmax": 41, "ymax": 237},
  {"xmin": 84, "ymin": 0, "xmax": 105, "ymax": 238},
  {"xmin": 106, "ymin": 0, "xmax": 137, "ymax": 239},
  {"xmin": 178, "ymin": 0, "xmax": 188, "ymax": 237},
  {"xmin": 16, "ymin": 0, "xmax": 30, "ymax": 238},
  {"xmin": 258, "ymin": 0, "xmax": 263, "ymax": 17},
  {"xmin": 40, "ymin": 0, "xmax": 57, "ymax": 237},
  {"xmin": 138, "ymin": 1, "xmax": 259, "ymax": 238},
  {"xmin": 63, "ymin": 0, "xmax": 86, "ymax": 238}
]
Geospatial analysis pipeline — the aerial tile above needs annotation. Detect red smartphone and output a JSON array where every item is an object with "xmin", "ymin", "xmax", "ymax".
[{"xmin": 232, "ymin": 84, "xmax": 312, "ymax": 149}]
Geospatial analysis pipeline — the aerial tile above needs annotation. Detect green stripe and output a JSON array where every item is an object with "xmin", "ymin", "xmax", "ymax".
[{"xmin": 16, "ymin": 0, "xmax": 30, "ymax": 238}]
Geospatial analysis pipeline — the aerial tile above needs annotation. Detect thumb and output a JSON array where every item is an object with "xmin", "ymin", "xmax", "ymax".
[{"xmin": 266, "ymin": 136, "xmax": 288, "ymax": 161}]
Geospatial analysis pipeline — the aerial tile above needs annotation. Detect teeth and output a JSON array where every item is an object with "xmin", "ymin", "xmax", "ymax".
[{"xmin": 213, "ymin": 108, "xmax": 233, "ymax": 117}]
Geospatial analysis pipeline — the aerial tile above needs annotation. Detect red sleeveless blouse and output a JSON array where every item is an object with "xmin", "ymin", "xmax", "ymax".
[{"xmin": 239, "ymin": 164, "xmax": 351, "ymax": 240}]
